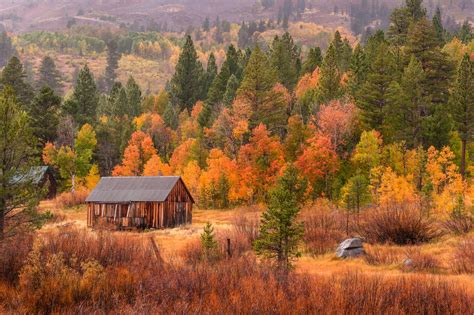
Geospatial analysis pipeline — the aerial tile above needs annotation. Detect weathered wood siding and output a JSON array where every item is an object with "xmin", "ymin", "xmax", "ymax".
[{"xmin": 87, "ymin": 178, "xmax": 193, "ymax": 229}]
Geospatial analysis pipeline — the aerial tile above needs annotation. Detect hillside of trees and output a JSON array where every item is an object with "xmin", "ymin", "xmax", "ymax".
[{"xmin": 0, "ymin": 0, "xmax": 472, "ymax": 228}]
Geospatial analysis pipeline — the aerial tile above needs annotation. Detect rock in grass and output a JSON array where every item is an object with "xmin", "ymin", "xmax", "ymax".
[{"xmin": 336, "ymin": 238, "xmax": 365, "ymax": 258}]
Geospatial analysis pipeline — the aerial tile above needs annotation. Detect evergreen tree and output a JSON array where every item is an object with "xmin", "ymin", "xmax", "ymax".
[
  {"xmin": 0, "ymin": 56, "xmax": 34, "ymax": 108},
  {"xmin": 0, "ymin": 31, "xmax": 15, "ymax": 68},
  {"xmin": 222, "ymin": 74, "xmax": 239, "ymax": 106},
  {"xmin": 37, "ymin": 56, "xmax": 63, "ymax": 95},
  {"xmin": 406, "ymin": 0, "xmax": 426, "ymax": 20},
  {"xmin": 0, "ymin": 87, "xmax": 40, "ymax": 239},
  {"xmin": 207, "ymin": 45, "xmax": 241, "ymax": 106},
  {"xmin": 203, "ymin": 53, "xmax": 218, "ymax": 98},
  {"xmin": 432, "ymin": 7, "xmax": 445, "ymax": 46},
  {"xmin": 169, "ymin": 35, "xmax": 204, "ymax": 111},
  {"xmin": 388, "ymin": 0, "xmax": 426, "ymax": 46},
  {"xmin": 104, "ymin": 40, "xmax": 120, "ymax": 92},
  {"xmin": 405, "ymin": 19, "xmax": 453, "ymax": 148},
  {"xmin": 318, "ymin": 44, "xmax": 342, "ymax": 104},
  {"xmin": 237, "ymin": 46, "xmax": 287, "ymax": 135},
  {"xmin": 347, "ymin": 44, "xmax": 368, "ymax": 99},
  {"xmin": 449, "ymin": 54, "xmax": 473, "ymax": 177},
  {"xmin": 458, "ymin": 20, "xmax": 473, "ymax": 44},
  {"xmin": 62, "ymin": 64, "xmax": 99, "ymax": 126},
  {"xmin": 385, "ymin": 56, "xmax": 429, "ymax": 147},
  {"xmin": 200, "ymin": 45, "xmax": 241, "ymax": 127},
  {"xmin": 163, "ymin": 102, "xmax": 178, "ymax": 129},
  {"xmin": 200, "ymin": 222, "xmax": 218, "ymax": 260},
  {"xmin": 356, "ymin": 43, "xmax": 396, "ymax": 131},
  {"xmin": 340, "ymin": 38, "xmax": 353, "ymax": 73},
  {"xmin": 270, "ymin": 32, "xmax": 301, "ymax": 90},
  {"xmin": 254, "ymin": 166, "xmax": 307, "ymax": 270},
  {"xmin": 302, "ymin": 47, "xmax": 322, "ymax": 74},
  {"xmin": 115, "ymin": 86, "xmax": 129, "ymax": 117},
  {"xmin": 30, "ymin": 87, "xmax": 61, "ymax": 147},
  {"xmin": 126, "ymin": 76, "xmax": 142, "ymax": 117}
]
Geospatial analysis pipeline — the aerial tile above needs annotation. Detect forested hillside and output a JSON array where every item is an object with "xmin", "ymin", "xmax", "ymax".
[{"xmin": 0, "ymin": 0, "xmax": 472, "ymax": 217}]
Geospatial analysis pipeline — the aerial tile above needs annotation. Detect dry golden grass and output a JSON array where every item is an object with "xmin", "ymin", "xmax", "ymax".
[{"xmin": 35, "ymin": 201, "xmax": 474, "ymax": 298}]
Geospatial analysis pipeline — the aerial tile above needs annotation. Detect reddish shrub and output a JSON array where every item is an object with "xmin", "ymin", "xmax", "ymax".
[
  {"xmin": 0, "ymin": 233, "xmax": 34, "ymax": 285},
  {"xmin": 359, "ymin": 203, "xmax": 440, "ymax": 245},
  {"xmin": 54, "ymin": 188, "xmax": 89, "ymax": 208},
  {"xmin": 452, "ymin": 236, "xmax": 474, "ymax": 274},
  {"xmin": 301, "ymin": 202, "xmax": 347, "ymax": 255}
]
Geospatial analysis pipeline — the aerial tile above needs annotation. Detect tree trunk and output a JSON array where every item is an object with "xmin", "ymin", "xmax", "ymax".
[
  {"xmin": 71, "ymin": 174, "xmax": 76, "ymax": 193},
  {"xmin": 461, "ymin": 139, "xmax": 466, "ymax": 178}
]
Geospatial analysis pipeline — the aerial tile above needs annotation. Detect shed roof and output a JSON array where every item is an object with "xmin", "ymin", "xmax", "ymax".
[
  {"xmin": 10, "ymin": 166, "xmax": 53, "ymax": 185},
  {"xmin": 86, "ymin": 176, "xmax": 193, "ymax": 203}
]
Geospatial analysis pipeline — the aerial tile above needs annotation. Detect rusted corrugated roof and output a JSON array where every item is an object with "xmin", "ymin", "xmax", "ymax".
[{"xmin": 86, "ymin": 176, "xmax": 184, "ymax": 203}]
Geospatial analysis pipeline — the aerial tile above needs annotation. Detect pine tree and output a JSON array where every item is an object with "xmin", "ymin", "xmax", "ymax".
[
  {"xmin": 270, "ymin": 32, "xmax": 301, "ymax": 90},
  {"xmin": 449, "ymin": 54, "xmax": 473, "ymax": 177},
  {"xmin": 347, "ymin": 44, "xmax": 368, "ymax": 99},
  {"xmin": 200, "ymin": 222, "xmax": 218, "ymax": 260},
  {"xmin": 0, "ymin": 31, "xmax": 15, "ymax": 68},
  {"xmin": 62, "ymin": 64, "xmax": 99, "ymax": 126},
  {"xmin": 203, "ymin": 53, "xmax": 218, "ymax": 98},
  {"xmin": 388, "ymin": 0, "xmax": 426, "ymax": 46},
  {"xmin": 405, "ymin": 19, "xmax": 454, "ymax": 148},
  {"xmin": 0, "ymin": 87, "xmax": 39, "ymax": 239},
  {"xmin": 237, "ymin": 46, "xmax": 287, "ymax": 135},
  {"xmin": 385, "ymin": 56, "xmax": 429, "ymax": 147},
  {"xmin": 222, "ymin": 74, "xmax": 239, "ymax": 106},
  {"xmin": 207, "ymin": 45, "xmax": 241, "ymax": 106},
  {"xmin": 458, "ymin": 20, "xmax": 473, "ymax": 44},
  {"xmin": 406, "ymin": 0, "xmax": 426, "ymax": 20},
  {"xmin": 340, "ymin": 38, "xmax": 353, "ymax": 73},
  {"xmin": 163, "ymin": 102, "xmax": 178, "ymax": 129},
  {"xmin": 0, "ymin": 56, "xmax": 34, "ymax": 108},
  {"xmin": 356, "ymin": 43, "xmax": 396, "ymax": 131},
  {"xmin": 170, "ymin": 35, "xmax": 204, "ymax": 111},
  {"xmin": 37, "ymin": 56, "xmax": 63, "ymax": 95},
  {"xmin": 432, "ymin": 7, "xmax": 444, "ymax": 46},
  {"xmin": 254, "ymin": 166, "xmax": 307, "ymax": 270},
  {"xmin": 104, "ymin": 40, "xmax": 120, "ymax": 92},
  {"xmin": 200, "ymin": 45, "xmax": 241, "ymax": 127},
  {"xmin": 30, "ymin": 87, "xmax": 61, "ymax": 147},
  {"xmin": 126, "ymin": 76, "xmax": 142, "ymax": 118},
  {"xmin": 302, "ymin": 47, "xmax": 322, "ymax": 74},
  {"xmin": 318, "ymin": 43, "xmax": 342, "ymax": 104},
  {"xmin": 115, "ymin": 86, "xmax": 129, "ymax": 117}
]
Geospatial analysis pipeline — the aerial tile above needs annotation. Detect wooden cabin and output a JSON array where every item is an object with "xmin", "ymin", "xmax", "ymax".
[
  {"xmin": 12, "ymin": 166, "xmax": 57, "ymax": 199},
  {"xmin": 86, "ymin": 176, "xmax": 194, "ymax": 230}
]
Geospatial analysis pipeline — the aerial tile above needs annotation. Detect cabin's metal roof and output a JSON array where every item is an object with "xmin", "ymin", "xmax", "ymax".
[
  {"xmin": 86, "ymin": 176, "xmax": 190, "ymax": 203},
  {"xmin": 10, "ymin": 166, "xmax": 52, "ymax": 185}
]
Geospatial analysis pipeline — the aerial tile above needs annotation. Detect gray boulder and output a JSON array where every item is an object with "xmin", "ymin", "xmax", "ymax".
[{"xmin": 336, "ymin": 238, "xmax": 365, "ymax": 258}]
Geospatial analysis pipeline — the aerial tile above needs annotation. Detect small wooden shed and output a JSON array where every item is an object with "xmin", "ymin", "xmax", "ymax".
[
  {"xmin": 86, "ymin": 176, "xmax": 194, "ymax": 230},
  {"xmin": 12, "ymin": 166, "xmax": 57, "ymax": 199}
]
